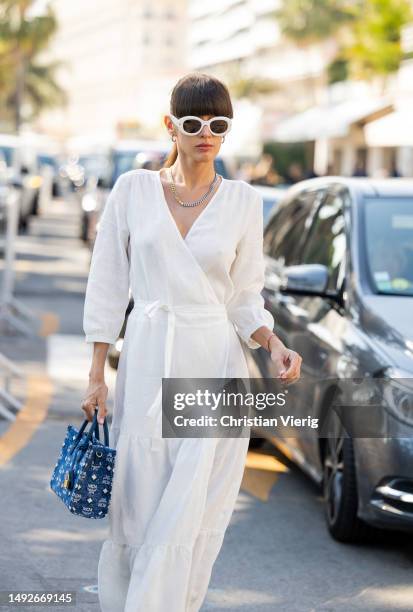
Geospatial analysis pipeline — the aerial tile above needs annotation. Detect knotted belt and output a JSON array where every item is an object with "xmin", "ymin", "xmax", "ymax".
[{"xmin": 132, "ymin": 299, "xmax": 229, "ymax": 451}]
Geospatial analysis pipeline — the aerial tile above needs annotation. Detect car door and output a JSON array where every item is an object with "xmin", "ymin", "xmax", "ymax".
[
  {"xmin": 259, "ymin": 185, "xmax": 348, "ymax": 476},
  {"xmin": 246, "ymin": 187, "xmax": 326, "ymax": 471},
  {"xmin": 282, "ymin": 187, "xmax": 348, "ymax": 474},
  {"xmin": 259, "ymin": 187, "xmax": 327, "ymax": 377}
]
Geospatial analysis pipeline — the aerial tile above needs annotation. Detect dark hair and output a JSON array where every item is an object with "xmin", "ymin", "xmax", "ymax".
[{"xmin": 162, "ymin": 72, "xmax": 233, "ymax": 168}]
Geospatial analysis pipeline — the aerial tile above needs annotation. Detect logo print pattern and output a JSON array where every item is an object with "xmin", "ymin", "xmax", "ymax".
[{"xmin": 50, "ymin": 422, "xmax": 116, "ymax": 519}]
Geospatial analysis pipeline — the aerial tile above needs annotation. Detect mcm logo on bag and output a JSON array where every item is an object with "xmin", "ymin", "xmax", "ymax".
[{"xmin": 49, "ymin": 411, "xmax": 117, "ymax": 519}]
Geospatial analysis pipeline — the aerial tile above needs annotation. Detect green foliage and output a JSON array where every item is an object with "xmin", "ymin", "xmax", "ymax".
[
  {"xmin": 228, "ymin": 77, "xmax": 280, "ymax": 99},
  {"xmin": 327, "ymin": 55, "xmax": 349, "ymax": 83},
  {"xmin": 276, "ymin": 0, "xmax": 413, "ymax": 81},
  {"xmin": 274, "ymin": 0, "xmax": 355, "ymax": 44},
  {"xmin": 345, "ymin": 0, "xmax": 413, "ymax": 79},
  {"xmin": 0, "ymin": 0, "xmax": 67, "ymax": 130},
  {"xmin": 263, "ymin": 141, "xmax": 308, "ymax": 180}
]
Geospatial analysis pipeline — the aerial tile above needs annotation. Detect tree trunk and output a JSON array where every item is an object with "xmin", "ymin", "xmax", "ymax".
[{"xmin": 14, "ymin": 57, "xmax": 25, "ymax": 133}]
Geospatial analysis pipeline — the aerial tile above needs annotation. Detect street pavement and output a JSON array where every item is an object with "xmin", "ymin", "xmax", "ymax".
[{"xmin": 0, "ymin": 193, "xmax": 412, "ymax": 612}]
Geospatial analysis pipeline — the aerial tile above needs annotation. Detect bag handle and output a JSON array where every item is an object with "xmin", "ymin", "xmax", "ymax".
[
  {"xmin": 85, "ymin": 409, "xmax": 110, "ymax": 447},
  {"xmin": 70, "ymin": 409, "xmax": 109, "ymax": 453}
]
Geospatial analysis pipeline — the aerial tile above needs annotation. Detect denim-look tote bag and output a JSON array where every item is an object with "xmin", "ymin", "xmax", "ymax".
[{"xmin": 50, "ymin": 409, "xmax": 116, "ymax": 518}]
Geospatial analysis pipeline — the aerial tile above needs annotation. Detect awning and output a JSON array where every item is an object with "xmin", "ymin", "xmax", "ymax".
[
  {"xmin": 364, "ymin": 109, "xmax": 413, "ymax": 147},
  {"xmin": 270, "ymin": 98, "xmax": 393, "ymax": 143}
]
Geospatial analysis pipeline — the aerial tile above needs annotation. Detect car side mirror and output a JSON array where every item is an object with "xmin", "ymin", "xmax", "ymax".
[{"xmin": 281, "ymin": 264, "xmax": 329, "ymax": 295}]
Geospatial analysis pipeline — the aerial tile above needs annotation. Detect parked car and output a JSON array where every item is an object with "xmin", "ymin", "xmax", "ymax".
[
  {"xmin": 37, "ymin": 152, "xmax": 66, "ymax": 199},
  {"xmin": 0, "ymin": 133, "xmax": 44, "ymax": 231},
  {"xmin": 0, "ymin": 176, "xmax": 11, "ymax": 235},
  {"xmin": 252, "ymin": 184, "xmax": 289, "ymax": 225},
  {"xmin": 246, "ymin": 176, "xmax": 413, "ymax": 542}
]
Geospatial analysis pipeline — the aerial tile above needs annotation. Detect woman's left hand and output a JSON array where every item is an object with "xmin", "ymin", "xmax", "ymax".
[{"xmin": 269, "ymin": 337, "xmax": 302, "ymax": 383}]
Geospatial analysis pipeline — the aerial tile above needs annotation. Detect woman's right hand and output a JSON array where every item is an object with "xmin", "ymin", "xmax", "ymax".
[
  {"xmin": 269, "ymin": 336, "xmax": 302, "ymax": 384},
  {"xmin": 81, "ymin": 378, "xmax": 109, "ymax": 424}
]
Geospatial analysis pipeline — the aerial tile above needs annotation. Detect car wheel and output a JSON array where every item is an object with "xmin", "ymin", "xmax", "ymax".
[{"xmin": 322, "ymin": 430, "xmax": 370, "ymax": 543}]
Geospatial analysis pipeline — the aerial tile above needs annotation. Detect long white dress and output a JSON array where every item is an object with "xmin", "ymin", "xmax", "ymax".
[{"xmin": 82, "ymin": 168, "xmax": 275, "ymax": 611}]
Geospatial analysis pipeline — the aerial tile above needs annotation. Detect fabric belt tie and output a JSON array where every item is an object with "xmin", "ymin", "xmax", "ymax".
[{"xmin": 132, "ymin": 299, "xmax": 228, "ymax": 452}]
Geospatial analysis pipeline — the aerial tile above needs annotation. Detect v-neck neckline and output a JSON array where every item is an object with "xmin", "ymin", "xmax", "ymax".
[{"xmin": 156, "ymin": 168, "xmax": 226, "ymax": 243}]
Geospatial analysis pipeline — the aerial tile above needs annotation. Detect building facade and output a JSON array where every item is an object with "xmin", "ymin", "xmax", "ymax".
[{"xmin": 37, "ymin": 0, "xmax": 188, "ymax": 141}]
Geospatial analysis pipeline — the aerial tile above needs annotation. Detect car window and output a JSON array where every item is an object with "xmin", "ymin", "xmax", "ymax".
[
  {"xmin": 300, "ymin": 191, "xmax": 346, "ymax": 291},
  {"xmin": 264, "ymin": 189, "xmax": 325, "ymax": 266},
  {"xmin": 364, "ymin": 196, "xmax": 413, "ymax": 296}
]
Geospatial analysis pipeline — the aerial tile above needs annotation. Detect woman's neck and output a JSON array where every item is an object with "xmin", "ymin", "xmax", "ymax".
[{"xmin": 169, "ymin": 160, "xmax": 216, "ymax": 190}]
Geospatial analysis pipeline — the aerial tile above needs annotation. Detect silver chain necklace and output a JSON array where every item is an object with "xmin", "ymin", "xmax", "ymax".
[{"xmin": 167, "ymin": 166, "xmax": 221, "ymax": 207}]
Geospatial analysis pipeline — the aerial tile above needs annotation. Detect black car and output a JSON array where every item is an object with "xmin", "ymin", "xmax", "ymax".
[{"xmin": 247, "ymin": 177, "xmax": 413, "ymax": 542}]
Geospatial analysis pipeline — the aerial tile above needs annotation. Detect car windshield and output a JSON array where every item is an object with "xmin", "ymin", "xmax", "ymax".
[
  {"xmin": 112, "ymin": 151, "xmax": 143, "ymax": 183},
  {"xmin": 364, "ymin": 196, "xmax": 413, "ymax": 296},
  {"xmin": 263, "ymin": 199, "xmax": 275, "ymax": 224}
]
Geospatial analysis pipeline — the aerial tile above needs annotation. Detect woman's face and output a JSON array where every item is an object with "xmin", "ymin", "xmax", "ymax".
[{"xmin": 164, "ymin": 114, "xmax": 223, "ymax": 162}]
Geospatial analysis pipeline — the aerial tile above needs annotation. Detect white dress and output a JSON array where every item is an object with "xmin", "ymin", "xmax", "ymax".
[{"xmin": 82, "ymin": 168, "xmax": 274, "ymax": 611}]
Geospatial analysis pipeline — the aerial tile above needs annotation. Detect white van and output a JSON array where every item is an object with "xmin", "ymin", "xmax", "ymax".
[{"xmin": 0, "ymin": 133, "xmax": 44, "ymax": 231}]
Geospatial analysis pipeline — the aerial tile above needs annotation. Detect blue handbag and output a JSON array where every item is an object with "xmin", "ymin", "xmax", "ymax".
[{"xmin": 50, "ymin": 409, "xmax": 116, "ymax": 519}]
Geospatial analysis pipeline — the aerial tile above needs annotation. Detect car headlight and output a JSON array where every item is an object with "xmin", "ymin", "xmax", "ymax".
[
  {"xmin": 82, "ymin": 193, "xmax": 98, "ymax": 212},
  {"xmin": 381, "ymin": 367, "xmax": 413, "ymax": 426}
]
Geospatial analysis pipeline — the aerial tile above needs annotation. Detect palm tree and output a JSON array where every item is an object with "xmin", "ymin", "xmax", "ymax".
[
  {"xmin": 0, "ymin": 0, "xmax": 67, "ymax": 132},
  {"xmin": 274, "ymin": 0, "xmax": 413, "ymax": 92}
]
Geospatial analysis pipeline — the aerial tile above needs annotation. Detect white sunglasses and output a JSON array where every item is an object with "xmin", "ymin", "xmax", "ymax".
[{"xmin": 169, "ymin": 113, "xmax": 232, "ymax": 137}]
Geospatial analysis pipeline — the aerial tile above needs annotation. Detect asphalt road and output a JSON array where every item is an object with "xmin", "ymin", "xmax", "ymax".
[{"xmin": 0, "ymin": 193, "xmax": 412, "ymax": 612}]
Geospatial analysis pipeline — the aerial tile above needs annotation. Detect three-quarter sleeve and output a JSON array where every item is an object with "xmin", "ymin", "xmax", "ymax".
[
  {"xmin": 227, "ymin": 188, "xmax": 275, "ymax": 349},
  {"xmin": 83, "ymin": 172, "xmax": 131, "ymax": 345}
]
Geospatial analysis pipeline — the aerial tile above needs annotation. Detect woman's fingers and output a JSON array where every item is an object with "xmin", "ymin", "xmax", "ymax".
[
  {"xmin": 81, "ymin": 379, "xmax": 109, "ymax": 424},
  {"xmin": 270, "ymin": 347, "xmax": 302, "ymax": 383},
  {"xmin": 97, "ymin": 398, "xmax": 107, "ymax": 425},
  {"xmin": 282, "ymin": 351, "xmax": 302, "ymax": 381},
  {"xmin": 81, "ymin": 399, "xmax": 97, "ymax": 421},
  {"xmin": 272, "ymin": 356, "xmax": 287, "ymax": 377}
]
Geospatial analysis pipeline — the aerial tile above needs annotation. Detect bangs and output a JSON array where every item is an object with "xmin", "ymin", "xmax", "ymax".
[{"xmin": 172, "ymin": 73, "xmax": 233, "ymax": 119}]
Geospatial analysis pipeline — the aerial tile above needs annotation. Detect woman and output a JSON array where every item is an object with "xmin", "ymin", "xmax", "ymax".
[{"xmin": 81, "ymin": 72, "xmax": 302, "ymax": 611}]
